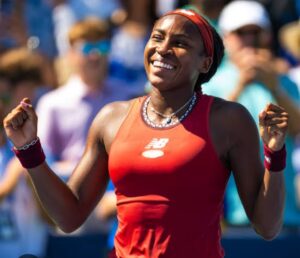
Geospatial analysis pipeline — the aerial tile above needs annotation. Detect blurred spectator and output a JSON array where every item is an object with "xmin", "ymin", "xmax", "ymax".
[
  {"xmin": 0, "ymin": 47, "xmax": 50, "ymax": 258},
  {"xmin": 279, "ymin": 19, "xmax": 300, "ymax": 87},
  {"xmin": 25, "ymin": 0, "xmax": 57, "ymax": 59},
  {"xmin": 0, "ymin": 0, "xmax": 27, "ymax": 54},
  {"xmin": 0, "ymin": 71, "xmax": 12, "ymax": 182},
  {"xmin": 36, "ymin": 17, "xmax": 133, "ymax": 258},
  {"xmin": 51, "ymin": 0, "xmax": 121, "ymax": 56},
  {"xmin": 255, "ymin": 0, "xmax": 300, "ymax": 55},
  {"xmin": 0, "ymin": 0, "xmax": 57, "ymax": 58},
  {"xmin": 0, "ymin": 0, "xmax": 59, "ymax": 98},
  {"xmin": 155, "ymin": 0, "xmax": 189, "ymax": 16},
  {"xmin": 108, "ymin": 0, "xmax": 158, "ymax": 97},
  {"xmin": 186, "ymin": 0, "xmax": 232, "ymax": 26},
  {"xmin": 279, "ymin": 19, "xmax": 300, "ymax": 209},
  {"xmin": 0, "ymin": 48, "xmax": 45, "ymax": 105},
  {"xmin": 203, "ymin": 1, "xmax": 300, "ymax": 227}
]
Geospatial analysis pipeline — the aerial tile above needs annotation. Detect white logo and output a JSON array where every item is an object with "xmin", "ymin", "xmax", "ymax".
[
  {"xmin": 145, "ymin": 138, "xmax": 169, "ymax": 149},
  {"xmin": 142, "ymin": 138, "xmax": 169, "ymax": 158}
]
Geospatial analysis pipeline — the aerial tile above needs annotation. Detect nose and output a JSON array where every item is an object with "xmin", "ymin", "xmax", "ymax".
[{"xmin": 156, "ymin": 40, "xmax": 173, "ymax": 56}]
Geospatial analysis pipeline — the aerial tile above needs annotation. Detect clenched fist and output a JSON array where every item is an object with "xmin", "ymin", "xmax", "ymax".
[
  {"xmin": 259, "ymin": 103, "xmax": 288, "ymax": 151},
  {"xmin": 3, "ymin": 98, "xmax": 38, "ymax": 148}
]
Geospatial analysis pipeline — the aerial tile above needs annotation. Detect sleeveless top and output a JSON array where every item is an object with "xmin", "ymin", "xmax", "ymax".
[{"xmin": 108, "ymin": 93, "xmax": 230, "ymax": 258}]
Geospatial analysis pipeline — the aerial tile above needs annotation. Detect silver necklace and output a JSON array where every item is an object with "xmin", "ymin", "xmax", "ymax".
[
  {"xmin": 143, "ymin": 93, "xmax": 197, "ymax": 128},
  {"xmin": 150, "ymin": 93, "xmax": 196, "ymax": 125}
]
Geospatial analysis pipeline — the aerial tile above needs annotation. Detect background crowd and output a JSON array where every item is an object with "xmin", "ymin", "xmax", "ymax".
[{"xmin": 0, "ymin": 0, "xmax": 299, "ymax": 257}]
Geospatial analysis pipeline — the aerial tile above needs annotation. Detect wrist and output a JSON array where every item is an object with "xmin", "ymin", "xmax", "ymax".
[
  {"xmin": 14, "ymin": 137, "xmax": 39, "ymax": 150},
  {"xmin": 13, "ymin": 137, "xmax": 46, "ymax": 169},
  {"xmin": 264, "ymin": 144, "xmax": 286, "ymax": 172}
]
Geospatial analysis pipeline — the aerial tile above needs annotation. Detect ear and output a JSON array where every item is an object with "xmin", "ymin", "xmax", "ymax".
[{"xmin": 198, "ymin": 56, "xmax": 213, "ymax": 74}]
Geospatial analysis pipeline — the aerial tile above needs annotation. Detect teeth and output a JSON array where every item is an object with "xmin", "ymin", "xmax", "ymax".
[{"xmin": 153, "ymin": 61, "xmax": 174, "ymax": 70}]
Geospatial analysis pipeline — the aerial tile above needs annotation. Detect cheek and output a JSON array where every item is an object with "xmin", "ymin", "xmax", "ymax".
[{"xmin": 144, "ymin": 43, "xmax": 155, "ymax": 69}]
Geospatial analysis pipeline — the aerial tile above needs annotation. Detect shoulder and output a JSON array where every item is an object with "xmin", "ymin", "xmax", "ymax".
[
  {"xmin": 94, "ymin": 99, "xmax": 135, "ymax": 123},
  {"xmin": 208, "ymin": 97, "xmax": 259, "ymax": 167},
  {"xmin": 90, "ymin": 99, "xmax": 137, "ymax": 150},
  {"xmin": 211, "ymin": 96, "xmax": 251, "ymax": 119},
  {"xmin": 210, "ymin": 97, "xmax": 257, "ymax": 138}
]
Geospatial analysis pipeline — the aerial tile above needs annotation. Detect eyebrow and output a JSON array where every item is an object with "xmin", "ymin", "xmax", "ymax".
[{"xmin": 152, "ymin": 29, "xmax": 191, "ymax": 40}]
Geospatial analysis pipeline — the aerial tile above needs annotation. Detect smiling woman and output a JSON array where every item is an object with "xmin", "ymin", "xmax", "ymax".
[
  {"xmin": 3, "ymin": 8, "xmax": 289, "ymax": 258},
  {"xmin": 145, "ymin": 9, "xmax": 223, "ymax": 95}
]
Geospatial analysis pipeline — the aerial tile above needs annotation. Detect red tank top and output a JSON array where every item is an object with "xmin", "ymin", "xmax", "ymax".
[{"xmin": 108, "ymin": 94, "xmax": 229, "ymax": 258}]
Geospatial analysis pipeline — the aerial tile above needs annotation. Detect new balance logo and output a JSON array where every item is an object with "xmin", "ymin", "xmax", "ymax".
[
  {"xmin": 142, "ymin": 138, "xmax": 169, "ymax": 158},
  {"xmin": 145, "ymin": 138, "xmax": 169, "ymax": 149}
]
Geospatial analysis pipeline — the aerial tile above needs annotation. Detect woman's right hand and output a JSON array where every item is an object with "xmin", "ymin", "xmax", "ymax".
[{"xmin": 3, "ymin": 98, "xmax": 38, "ymax": 148}]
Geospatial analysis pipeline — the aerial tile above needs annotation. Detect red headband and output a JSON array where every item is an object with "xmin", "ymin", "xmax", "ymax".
[{"xmin": 164, "ymin": 9, "xmax": 214, "ymax": 58}]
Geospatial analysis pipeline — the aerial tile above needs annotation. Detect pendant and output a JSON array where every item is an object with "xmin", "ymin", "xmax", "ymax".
[{"xmin": 164, "ymin": 117, "xmax": 172, "ymax": 125}]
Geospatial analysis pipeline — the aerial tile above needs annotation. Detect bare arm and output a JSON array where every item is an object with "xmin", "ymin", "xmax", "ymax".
[
  {"xmin": 226, "ymin": 102, "xmax": 287, "ymax": 240},
  {"xmin": 2, "ymin": 98, "xmax": 118, "ymax": 232}
]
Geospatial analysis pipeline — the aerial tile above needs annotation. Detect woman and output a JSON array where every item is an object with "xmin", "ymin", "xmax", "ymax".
[{"xmin": 3, "ymin": 9, "xmax": 288, "ymax": 258}]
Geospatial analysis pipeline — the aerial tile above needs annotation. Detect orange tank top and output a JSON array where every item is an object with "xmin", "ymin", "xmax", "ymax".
[{"xmin": 108, "ymin": 93, "xmax": 229, "ymax": 258}]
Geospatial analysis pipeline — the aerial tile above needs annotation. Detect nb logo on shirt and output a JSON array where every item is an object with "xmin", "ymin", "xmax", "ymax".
[
  {"xmin": 145, "ymin": 138, "xmax": 169, "ymax": 149},
  {"xmin": 142, "ymin": 138, "xmax": 169, "ymax": 158}
]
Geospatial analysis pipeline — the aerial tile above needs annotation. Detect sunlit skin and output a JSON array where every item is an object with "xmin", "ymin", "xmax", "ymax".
[{"xmin": 144, "ymin": 14, "xmax": 212, "ymax": 120}]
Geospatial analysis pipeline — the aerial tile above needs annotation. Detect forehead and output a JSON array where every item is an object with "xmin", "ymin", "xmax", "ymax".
[{"xmin": 153, "ymin": 14, "xmax": 201, "ymax": 38}]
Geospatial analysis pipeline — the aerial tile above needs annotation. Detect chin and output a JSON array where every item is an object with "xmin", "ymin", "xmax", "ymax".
[
  {"xmin": 149, "ymin": 79, "xmax": 171, "ymax": 91},
  {"xmin": 148, "ymin": 74, "xmax": 172, "ymax": 87}
]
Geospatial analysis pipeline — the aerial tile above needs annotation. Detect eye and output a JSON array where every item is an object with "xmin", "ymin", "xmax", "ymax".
[
  {"xmin": 151, "ymin": 33, "xmax": 163, "ymax": 42},
  {"xmin": 174, "ymin": 40, "xmax": 188, "ymax": 48}
]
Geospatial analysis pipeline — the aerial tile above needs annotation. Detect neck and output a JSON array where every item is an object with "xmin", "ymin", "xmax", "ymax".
[
  {"xmin": 149, "ymin": 88, "xmax": 196, "ymax": 115},
  {"xmin": 150, "ymin": 92, "xmax": 195, "ymax": 117},
  {"xmin": 143, "ymin": 92, "xmax": 198, "ymax": 128}
]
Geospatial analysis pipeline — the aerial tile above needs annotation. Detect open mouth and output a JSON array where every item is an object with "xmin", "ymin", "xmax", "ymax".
[{"xmin": 152, "ymin": 60, "xmax": 176, "ymax": 70}]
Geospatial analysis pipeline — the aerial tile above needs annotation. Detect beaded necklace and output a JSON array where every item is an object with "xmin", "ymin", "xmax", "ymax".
[{"xmin": 142, "ymin": 93, "xmax": 197, "ymax": 128}]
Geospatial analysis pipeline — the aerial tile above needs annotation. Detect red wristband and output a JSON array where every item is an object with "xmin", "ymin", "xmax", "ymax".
[
  {"xmin": 264, "ymin": 144, "xmax": 286, "ymax": 172},
  {"xmin": 13, "ymin": 138, "xmax": 46, "ymax": 169}
]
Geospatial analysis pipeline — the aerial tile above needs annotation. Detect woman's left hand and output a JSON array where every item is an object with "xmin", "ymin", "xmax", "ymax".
[{"xmin": 259, "ymin": 103, "xmax": 289, "ymax": 151}]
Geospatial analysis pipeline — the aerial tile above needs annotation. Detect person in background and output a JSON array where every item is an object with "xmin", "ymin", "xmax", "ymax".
[
  {"xmin": 0, "ymin": 0, "xmax": 27, "ymax": 54},
  {"xmin": 279, "ymin": 19, "xmax": 300, "ymax": 209},
  {"xmin": 203, "ymin": 1, "xmax": 300, "ymax": 227},
  {"xmin": 0, "ymin": 72, "xmax": 14, "ymax": 205},
  {"xmin": 3, "ymin": 8, "xmax": 288, "ymax": 258},
  {"xmin": 108, "ymin": 0, "xmax": 158, "ymax": 97},
  {"xmin": 255, "ymin": 0, "xmax": 300, "ymax": 55},
  {"xmin": 186, "ymin": 0, "xmax": 232, "ymax": 27},
  {"xmin": 0, "ymin": 47, "xmax": 50, "ymax": 258},
  {"xmin": 0, "ymin": 0, "xmax": 58, "ymax": 90},
  {"xmin": 279, "ymin": 19, "xmax": 300, "ymax": 88},
  {"xmin": 35, "ymin": 17, "xmax": 133, "ymax": 258},
  {"xmin": 51, "ymin": 0, "xmax": 121, "ymax": 57}
]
